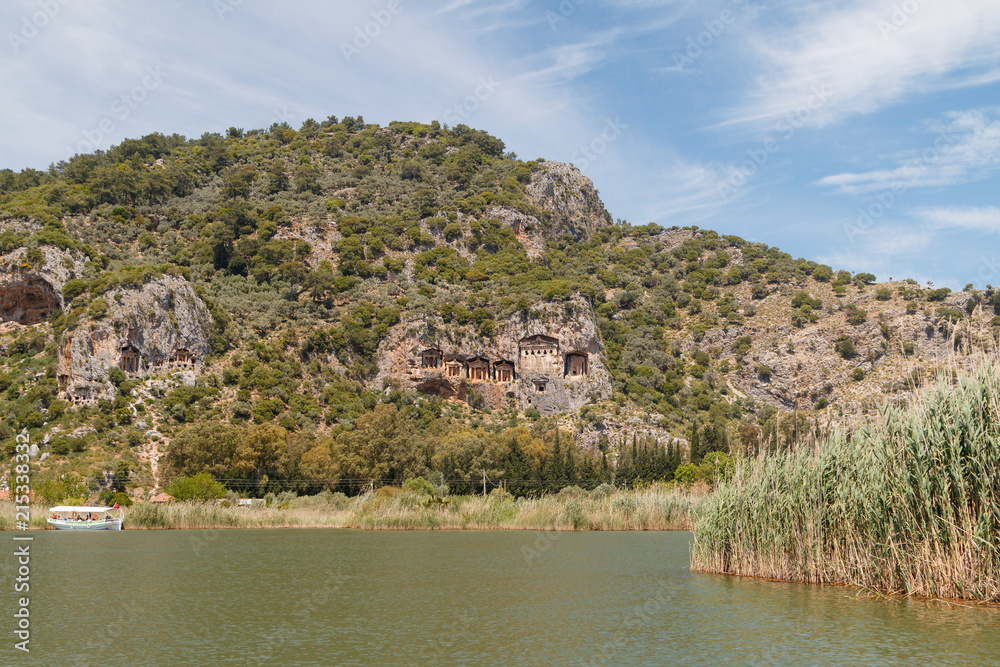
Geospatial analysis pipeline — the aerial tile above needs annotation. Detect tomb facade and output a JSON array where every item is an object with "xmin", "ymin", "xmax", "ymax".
[
  {"xmin": 445, "ymin": 359, "xmax": 465, "ymax": 378},
  {"xmin": 468, "ymin": 357, "xmax": 490, "ymax": 382},
  {"xmin": 494, "ymin": 360, "xmax": 515, "ymax": 383},
  {"xmin": 120, "ymin": 345, "xmax": 141, "ymax": 374},
  {"xmin": 421, "ymin": 348, "xmax": 443, "ymax": 369},
  {"xmin": 565, "ymin": 352, "xmax": 588, "ymax": 378},
  {"xmin": 519, "ymin": 335, "xmax": 560, "ymax": 372}
]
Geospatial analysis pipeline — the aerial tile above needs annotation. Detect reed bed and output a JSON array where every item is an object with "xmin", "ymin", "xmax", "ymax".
[
  {"xmin": 1, "ymin": 486, "xmax": 708, "ymax": 532},
  {"xmin": 692, "ymin": 362, "xmax": 1000, "ymax": 602},
  {"xmin": 341, "ymin": 486, "xmax": 707, "ymax": 531}
]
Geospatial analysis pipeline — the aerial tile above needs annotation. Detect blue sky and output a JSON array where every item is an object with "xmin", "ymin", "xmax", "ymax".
[{"xmin": 3, "ymin": 0, "xmax": 999, "ymax": 289}]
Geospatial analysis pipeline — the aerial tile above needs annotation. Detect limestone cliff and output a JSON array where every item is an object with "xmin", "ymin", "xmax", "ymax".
[
  {"xmin": 58, "ymin": 275, "xmax": 213, "ymax": 403},
  {"xmin": 375, "ymin": 295, "xmax": 612, "ymax": 415},
  {"xmin": 0, "ymin": 246, "xmax": 85, "ymax": 325}
]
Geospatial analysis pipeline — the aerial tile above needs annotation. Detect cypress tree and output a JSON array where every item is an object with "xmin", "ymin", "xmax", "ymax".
[
  {"xmin": 546, "ymin": 436, "xmax": 562, "ymax": 493},
  {"xmin": 599, "ymin": 450, "xmax": 610, "ymax": 484},
  {"xmin": 655, "ymin": 442, "xmax": 669, "ymax": 480},
  {"xmin": 580, "ymin": 454, "xmax": 598, "ymax": 490},
  {"xmin": 637, "ymin": 439, "xmax": 651, "ymax": 482},
  {"xmin": 690, "ymin": 422, "xmax": 701, "ymax": 464},
  {"xmin": 563, "ymin": 438, "xmax": 577, "ymax": 487},
  {"xmin": 503, "ymin": 434, "xmax": 531, "ymax": 498}
]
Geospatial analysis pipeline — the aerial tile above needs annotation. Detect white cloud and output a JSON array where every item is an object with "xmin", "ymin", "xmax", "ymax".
[
  {"xmin": 816, "ymin": 108, "xmax": 1000, "ymax": 194},
  {"xmin": 913, "ymin": 206, "xmax": 1000, "ymax": 234},
  {"xmin": 722, "ymin": 0, "xmax": 1000, "ymax": 129},
  {"xmin": 817, "ymin": 224, "xmax": 940, "ymax": 284},
  {"xmin": 628, "ymin": 159, "xmax": 734, "ymax": 221}
]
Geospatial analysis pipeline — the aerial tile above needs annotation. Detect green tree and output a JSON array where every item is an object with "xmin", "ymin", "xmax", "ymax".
[
  {"xmin": 221, "ymin": 165, "xmax": 256, "ymax": 200},
  {"xmin": 165, "ymin": 473, "xmax": 227, "ymax": 501},
  {"xmin": 263, "ymin": 159, "xmax": 289, "ymax": 195},
  {"xmin": 335, "ymin": 404, "xmax": 423, "ymax": 491},
  {"xmin": 855, "ymin": 272, "xmax": 876, "ymax": 285},
  {"xmin": 294, "ymin": 163, "xmax": 322, "ymax": 194}
]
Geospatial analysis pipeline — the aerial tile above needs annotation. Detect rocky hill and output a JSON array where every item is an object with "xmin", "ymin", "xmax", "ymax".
[{"xmin": 0, "ymin": 116, "xmax": 994, "ymax": 497}]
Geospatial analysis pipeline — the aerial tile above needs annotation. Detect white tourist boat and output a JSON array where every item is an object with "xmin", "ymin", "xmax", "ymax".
[{"xmin": 47, "ymin": 505, "xmax": 124, "ymax": 530}]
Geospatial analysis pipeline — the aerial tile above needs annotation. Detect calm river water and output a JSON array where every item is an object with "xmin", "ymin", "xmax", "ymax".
[{"xmin": 3, "ymin": 530, "xmax": 999, "ymax": 665}]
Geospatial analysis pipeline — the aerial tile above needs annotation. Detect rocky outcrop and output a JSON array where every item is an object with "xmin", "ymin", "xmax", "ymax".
[
  {"xmin": 58, "ymin": 275, "xmax": 213, "ymax": 404},
  {"xmin": 0, "ymin": 246, "xmax": 85, "ymax": 325},
  {"xmin": 526, "ymin": 161, "xmax": 612, "ymax": 240},
  {"xmin": 680, "ymin": 281, "xmax": 983, "ymax": 414},
  {"xmin": 484, "ymin": 206, "xmax": 547, "ymax": 259},
  {"xmin": 376, "ymin": 296, "xmax": 612, "ymax": 415},
  {"xmin": 485, "ymin": 161, "xmax": 612, "ymax": 259}
]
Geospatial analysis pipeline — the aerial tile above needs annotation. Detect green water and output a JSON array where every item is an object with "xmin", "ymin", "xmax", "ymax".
[{"xmin": 3, "ymin": 530, "xmax": 999, "ymax": 666}]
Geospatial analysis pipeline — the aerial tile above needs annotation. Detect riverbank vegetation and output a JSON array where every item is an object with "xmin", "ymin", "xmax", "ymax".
[
  {"xmin": 1, "ymin": 484, "xmax": 707, "ymax": 531},
  {"xmin": 692, "ymin": 361, "xmax": 1000, "ymax": 602}
]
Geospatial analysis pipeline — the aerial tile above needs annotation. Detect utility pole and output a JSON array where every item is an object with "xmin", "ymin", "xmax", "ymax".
[{"xmin": 482, "ymin": 469, "xmax": 486, "ymax": 499}]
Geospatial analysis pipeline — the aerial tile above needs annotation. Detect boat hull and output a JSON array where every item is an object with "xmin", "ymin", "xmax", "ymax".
[{"xmin": 48, "ymin": 519, "xmax": 123, "ymax": 530}]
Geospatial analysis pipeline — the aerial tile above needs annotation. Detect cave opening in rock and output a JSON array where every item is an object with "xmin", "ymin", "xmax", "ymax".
[{"xmin": 0, "ymin": 276, "xmax": 60, "ymax": 325}]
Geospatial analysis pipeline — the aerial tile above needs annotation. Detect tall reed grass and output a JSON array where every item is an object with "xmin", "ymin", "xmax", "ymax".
[
  {"xmin": 1, "ymin": 486, "xmax": 708, "ymax": 532},
  {"xmin": 692, "ymin": 361, "xmax": 1000, "ymax": 602}
]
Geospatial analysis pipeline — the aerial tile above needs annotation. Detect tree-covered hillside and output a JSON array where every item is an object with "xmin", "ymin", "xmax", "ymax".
[{"xmin": 1, "ymin": 116, "xmax": 995, "ymax": 500}]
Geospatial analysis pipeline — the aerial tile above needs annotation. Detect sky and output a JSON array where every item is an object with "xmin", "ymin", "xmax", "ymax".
[{"xmin": 2, "ymin": 0, "xmax": 1000, "ymax": 289}]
